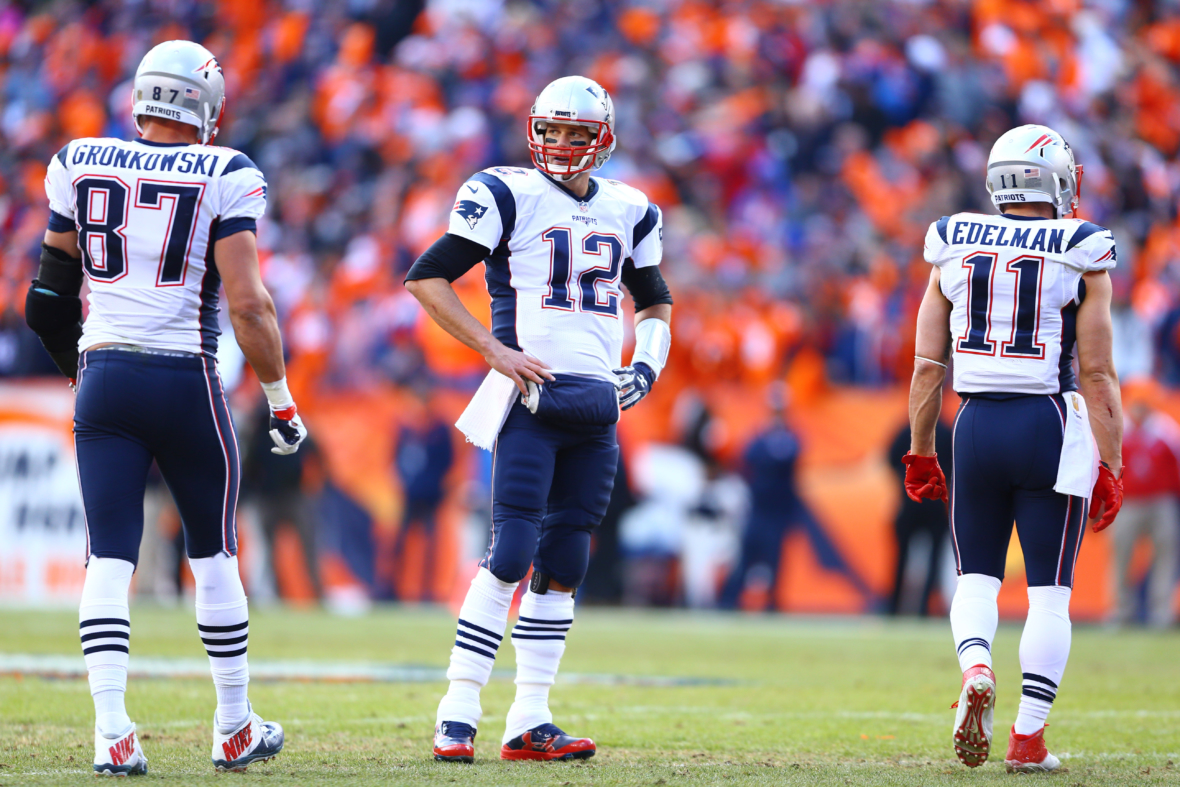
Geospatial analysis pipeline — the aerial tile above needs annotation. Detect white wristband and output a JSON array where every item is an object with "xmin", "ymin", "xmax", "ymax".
[
  {"xmin": 260, "ymin": 377, "xmax": 295, "ymax": 409},
  {"xmin": 632, "ymin": 318, "xmax": 671, "ymax": 378}
]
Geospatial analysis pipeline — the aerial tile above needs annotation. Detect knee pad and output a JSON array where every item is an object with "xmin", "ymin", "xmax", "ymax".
[
  {"xmin": 534, "ymin": 527, "xmax": 592, "ymax": 589},
  {"xmin": 485, "ymin": 505, "xmax": 542, "ymax": 584}
]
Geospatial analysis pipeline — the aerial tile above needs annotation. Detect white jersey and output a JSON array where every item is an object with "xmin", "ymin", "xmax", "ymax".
[
  {"xmin": 44, "ymin": 137, "xmax": 268, "ymax": 356},
  {"xmin": 924, "ymin": 212, "xmax": 1117, "ymax": 395},
  {"xmin": 446, "ymin": 166, "xmax": 663, "ymax": 382}
]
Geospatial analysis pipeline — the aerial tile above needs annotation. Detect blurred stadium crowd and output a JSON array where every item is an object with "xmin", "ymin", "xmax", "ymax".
[{"xmin": 2, "ymin": 0, "xmax": 1180, "ymax": 617}]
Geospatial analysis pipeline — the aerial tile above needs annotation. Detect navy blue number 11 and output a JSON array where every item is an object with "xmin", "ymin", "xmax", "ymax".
[{"xmin": 957, "ymin": 252, "xmax": 1044, "ymax": 358}]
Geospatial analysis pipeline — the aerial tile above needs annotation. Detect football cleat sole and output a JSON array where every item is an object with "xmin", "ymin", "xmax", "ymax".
[
  {"xmin": 92, "ymin": 763, "xmax": 148, "ymax": 777},
  {"xmin": 213, "ymin": 754, "xmax": 277, "ymax": 774},
  {"xmin": 1005, "ymin": 757, "xmax": 1061, "ymax": 774},
  {"xmin": 500, "ymin": 746, "xmax": 595, "ymax": 762},
  {"xmin": 953, "ymin": 677, "xmax": 995, "ymax": 767},
  {"xmin": 433, "ymin": 751, "xmax": 475, "ymax": 763}
]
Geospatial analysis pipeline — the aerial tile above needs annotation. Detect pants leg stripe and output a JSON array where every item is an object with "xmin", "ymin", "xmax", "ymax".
[
  {"xmin": 1055, "ymin": 496, "xmax": 1073, "ymax": 586},
  {"xmin": 210, "ymin": 362, "xmax": 242, "ymax": 548},
  {"xmin": 200, "ymin": 356, "xmax": 232, "ymax": 555},
  {"xmin": 949, "ymin": 402, "xmax": 967, "ymax": 574},
  {"xmin": 74, "ymin": 352, "xmax": 91, "ymax": 561}
]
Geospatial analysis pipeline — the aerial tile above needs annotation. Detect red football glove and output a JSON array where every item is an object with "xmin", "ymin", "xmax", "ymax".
[
  {"xmin": 901, "ymin": 452, "xmax": 948, "ymax": 503},
  {"xmin": 1088, "ymin": 463, "xmax": 1124, "ymax": 533}
]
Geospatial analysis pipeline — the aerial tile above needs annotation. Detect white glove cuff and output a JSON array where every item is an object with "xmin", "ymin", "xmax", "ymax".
[
  {"xmin": 260, "ymin": 377, "xmax": 295, "ymax": 410},
  {"xmin": 631, "ymin": 318, "xmax": 671, "ymax": 378}
]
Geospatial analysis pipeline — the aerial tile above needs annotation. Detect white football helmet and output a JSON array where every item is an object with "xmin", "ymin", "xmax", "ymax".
[
  {"xmin": 527, "ymin": 76, "xmax": 616, "ymax": 180},
  {"xmin": 986, "ymin": 124, "xmax": 1083, "ymax": 218},
  {"xmin": 132, "ymin": 41, "xmax": 226, "ymax": 144}
]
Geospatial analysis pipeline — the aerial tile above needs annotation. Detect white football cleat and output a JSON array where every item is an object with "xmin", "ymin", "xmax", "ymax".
[
  {"xmin": 93, "ymin": 723, "xmax": 148, "ymax": 777},
  {"xmin": 952, "ymin": 664, "xmax": 996, "ymax": 767},
  {"xmin": 211, "ymin": 707, "xmax": 284, "ymax": 772}
]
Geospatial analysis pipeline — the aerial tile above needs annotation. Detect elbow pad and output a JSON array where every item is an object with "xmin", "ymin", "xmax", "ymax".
[
  {"xmin": 36, "ymin": 243, "xmax": 83, "ymax": 296},
  {"xmin": 25, "ymin": 285, "xmax": 83, "ymax": 379}
]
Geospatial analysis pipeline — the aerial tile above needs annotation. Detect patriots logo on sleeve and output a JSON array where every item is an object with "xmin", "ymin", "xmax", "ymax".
[{"xmin": 454, "ymin": 199, "xmax": 488, "ymax": 230}]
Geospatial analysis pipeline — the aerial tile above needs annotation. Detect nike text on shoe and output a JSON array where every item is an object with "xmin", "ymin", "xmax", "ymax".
[
  {"xmin": 500, "ymin": 723, "xmax": 595, "ymax": 761},
  {"xmin": 952, "ymin": 664, "xmax": 996, "ymax": 768},
  {"xmin": 1005, "ymin": 725, "xmax": 1061, "ymax": 773},
  {"xmin": 93, "ymin": 723, "xmax": 148, "ymax": 777},
  {"xmin": 434, "ymin": 721, "xmax": 477, "ymax": 763},
  {"xmin": 211, "ymin": 711, "xmax": 284, "ymax": 772}
]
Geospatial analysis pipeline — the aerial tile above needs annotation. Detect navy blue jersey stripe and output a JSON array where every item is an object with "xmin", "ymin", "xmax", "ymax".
[
  {"xmin": 470, "ymin": 172, "xmax": 516, "ymax": 240},
  {"xmin": 1058, "ymin": 297, "xmax": 1080, "ymax": 393},
  {"xmin": 935, "ymin": 215, "xmax": 951, "ymax": 244},
  {"xmin": 454, "ymin": 639, "xmax": 496, "ymax": 660},
  {"xmin": 48, "ymin": 210, "xmax": 75, "ymax": 233},
  {"xmin": 457, "ymin": 618, "xmax": 503, "ymax": 641},
  {"xmin": 221, "ymin": 153, "xmax": 260, "ymax": 175},
  {"xmin": 55, "ymin": 144, "xmax": 70, "ymax": 167},
  {"xmin": 632, "ymin": 204, "xmax": 660, "ymax": 249},
  {"xmin": 1065, "ymin": 221, "xmax": 1109, "ymax": 251},
  {"xmin": 484, "ymin": 240, "xmax": 518, "ymax": 351},
  {"xmin": 199, "ymin": 221, "xmax": 222, "ymax": 356},
  {"xmin": 214, "ymin": 216, "xmax": 257, "ymax": 240}
]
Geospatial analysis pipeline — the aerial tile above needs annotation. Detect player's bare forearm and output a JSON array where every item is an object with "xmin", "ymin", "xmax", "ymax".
[
  {"xmin": 406, "ymin": 277, "xmax": 499, "ymax": 358},
  {"xmin": 44, "ymin": 230, "xmax": 81, "ymax": 258},
  {"xmin": 909, "ymin": 267, "xmax": 952, "ymax": 455},
  {"xmin": 215, "ymin": 231, "xmax": 285, "ymax": 383},
  {"xmin": 1076, "ymin": 272, "xmax": 1122, "ymax": 473},
  {"xmin": 406, "ymin": 277, "xmax": 553, "ymax": 394},
  {"xmin": 635, "ymin": 303, "xmax": 671, "ymax": 327},
  {"xmin": 228, "ymin": 298, "xmax": 285, "ymax": 383}
]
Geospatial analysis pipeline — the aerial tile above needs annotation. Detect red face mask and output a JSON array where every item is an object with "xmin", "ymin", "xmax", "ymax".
[
  {"xmin": 526, "ymin": 116, "xmax": 613, "ymax": 177},
  {"xmin": 1071, "ymin": 164, "xmax": 1084, "ymax": 217}
]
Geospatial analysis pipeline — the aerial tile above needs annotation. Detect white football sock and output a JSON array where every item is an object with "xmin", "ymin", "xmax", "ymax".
[
  {"xmin": 80, "ymin": 557, "xmax": 135, "ymax": 736},
  {"xmin": 436, "ymin": 568, "xmax": 517, "ymax": 728},
  {"xmin": 190, "ymin": 554, "xmax": 251, "ymax": 734},
  {"xmin": 1015, "ymin": 585, "xmax": 1071, "ymax": 736},
  {"xmin": 503, "ymin": 588, "xmax": 574, "ymax": 742},
  {"xmin": 950, "ymin": 573, "xmax": 1001, "ymax": 672}
]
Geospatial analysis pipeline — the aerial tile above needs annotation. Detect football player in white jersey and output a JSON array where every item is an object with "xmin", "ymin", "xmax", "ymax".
[
  {"xmin": 25, "ymin": 41, "xmax": 305, "ymax": 775},
  {"xmin": 405, "ymin": 75, "xmax": 673, "ymax": 763},
  {"xmin": 905, "ymin": 125, "xmax": 1124, "ymax": 772}
]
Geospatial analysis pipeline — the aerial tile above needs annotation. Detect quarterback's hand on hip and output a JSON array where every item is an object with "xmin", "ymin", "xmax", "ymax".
[
  {"xmin": 1088, "ymin": 462, "xmax": 1124, "ymax": 533},
  {"xmin": 901, "ymin": 452, "xmax": 948, "ymax": 503},
  {"xmin": 269, "ymin": 404, "xmax": 308, "ymax": 455},
  {"xmin": 614, "ymin": 362, "xmax": 656, "ymax": 411},
  {"xmin": 485, "ymin": 342, "xmax": 554, "ymax": 396}
]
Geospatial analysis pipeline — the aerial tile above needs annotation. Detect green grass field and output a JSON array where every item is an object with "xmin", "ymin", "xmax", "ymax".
[{"xmin": 1, "ymin": 606, "xmax": 1176, "ymax": 785}]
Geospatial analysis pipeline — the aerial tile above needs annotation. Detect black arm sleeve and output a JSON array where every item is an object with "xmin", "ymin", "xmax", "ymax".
[
  {"xmin": 25, "ymin": 243, "xmax": 84, "ymax": 379},
  {"xmin": 405, "ymin": 233, "xmax": 491, "ymax": 284},
  {"xmin": 620, "ymin": 259, "xmax": 673, "ymax": 312}
]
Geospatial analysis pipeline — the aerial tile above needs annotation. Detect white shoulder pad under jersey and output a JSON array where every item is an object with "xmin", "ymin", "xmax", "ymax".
[
  {"xmin": 46, "ymin": 138, "xmax": 267, "ymax": 356},
  {"xmin": 446, "ymin": 167, "xmax": 662, "ymax": 383},
  {"xmin": 924, "ymin": 212, "xmax": 1117, "ymax": 395}
]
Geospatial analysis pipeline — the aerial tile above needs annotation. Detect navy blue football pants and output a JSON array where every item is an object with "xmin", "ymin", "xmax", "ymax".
[
  {"xmin": 950, "ymin": 393, "xmax": 1086, "ymax": 588},
  {"xmin": 73, "ymin": 348, "xmax": 240, "ymax": 566},
  {"xmin": 481, "ymin": 401, "xmax": 619, "ymax": 588}
]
